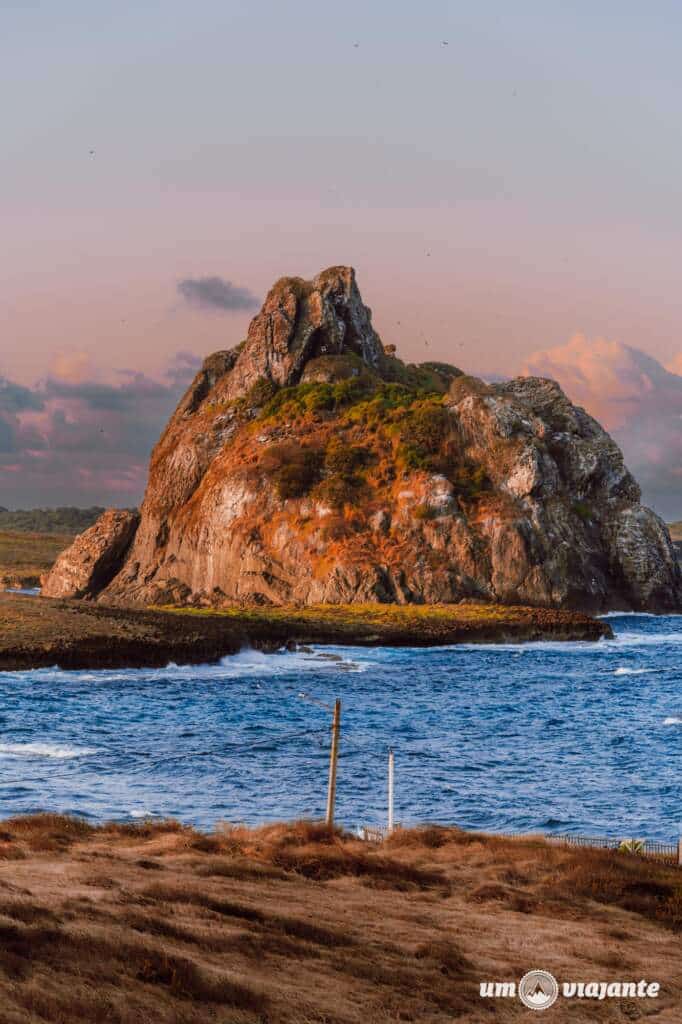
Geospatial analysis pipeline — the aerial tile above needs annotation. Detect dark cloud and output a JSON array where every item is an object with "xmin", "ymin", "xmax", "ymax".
[
  {"xmin": 177, "ymin": 276, "xmax": 259, "ymax": 313},
  {"xmin": 0, "ymin": 418, "xmax": 16, "ymax": 453},
  {"xmin": 164, "ymin": 350, "xmax": 202, "ymax": 390},
  {"xmin": 0, "ymin": 352, "xmax": 200, "ymax": 508},
  {"xmin": 0, "ymin": 378, "xmax": 44, "ymax": 413},
  {"xmin": 45, "ymin": 371, "xmax": 171, "ymax": 412}
]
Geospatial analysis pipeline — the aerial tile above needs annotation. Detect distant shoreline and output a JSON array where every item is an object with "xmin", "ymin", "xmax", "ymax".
[{"xmin": 0, "ymin": 592, "xmax": 611, "ymax": 672}]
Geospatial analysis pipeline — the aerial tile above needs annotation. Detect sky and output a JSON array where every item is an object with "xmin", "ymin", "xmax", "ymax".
[{"xmin": 2, "ymin": 1, "xmax": 682, "ymax": 515}]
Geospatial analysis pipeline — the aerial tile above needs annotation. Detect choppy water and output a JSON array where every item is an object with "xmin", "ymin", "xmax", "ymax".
[{"xmin": 1, "ymin": 613, "xmax": 681, "ymax": 840}]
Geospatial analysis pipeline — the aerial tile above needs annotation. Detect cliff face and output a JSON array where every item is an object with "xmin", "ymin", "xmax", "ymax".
[{"xmin": 44, "ymin": 266, "xmax": 682, "ymax": 612}]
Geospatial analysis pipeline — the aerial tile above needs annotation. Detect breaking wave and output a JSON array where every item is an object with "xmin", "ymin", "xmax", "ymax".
[
  {"xmin": 613, "ymin": 667, "xmax": 655, "ymax": 676},
  {"xmin": 0, "ymin": 742, "xmax": 98, "ymax": 760}
]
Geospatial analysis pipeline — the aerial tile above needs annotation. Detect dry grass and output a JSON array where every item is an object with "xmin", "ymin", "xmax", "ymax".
[
  {"xmin": 0, "ymin": 530, "xmax": 73, "ymax": 586},
  {"xmin": 0, "ymin": 817, "xmax": 677, "ymax": 1022},
  {"xmin": 156, "ymin": 599, "xmax": 610, "ymax": 646}
]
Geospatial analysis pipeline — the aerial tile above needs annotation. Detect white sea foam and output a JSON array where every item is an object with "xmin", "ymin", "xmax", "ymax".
[
  {"xmin": 180, "ymin": 647, "xmax": 368, "ymax": 675},
  {"xmin": 450, "ymin": 630, "xmax": 682, "ymax": 654},
  {"xmin": 663, "ymin": 717, "xmax": 682, "ymax": 726},
  {"xmin": 0, "ymin": 742, "xmax": 98, "ymax": 759},
  {"xmin": 600, "ymin": 611, "xmax": 682, "ymax": 619},
  {"xmin": 3, "ymin": 645, "xmax": 368, "ymax": 684},
  {"xmin": 209, "ymin": 647, "xmax": 367, "ymax": 675},
  {"xmin": 613, "ymin": 667, "xmax": 654, "ymax": 676}
]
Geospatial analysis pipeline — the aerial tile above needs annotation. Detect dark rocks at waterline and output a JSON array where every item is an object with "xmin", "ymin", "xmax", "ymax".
[{"xmin": 0, "ymin": 593, "xmax": 610, "ymax": 672}]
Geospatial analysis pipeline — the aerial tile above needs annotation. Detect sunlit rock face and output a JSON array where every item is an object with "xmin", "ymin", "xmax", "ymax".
[
  {"xmin": 43, "ymin": 268, "xmax": 682, "ymax": 613},
  {"xmin": 41, "ymin": 509, "xmax": 139, "ymax": 600}
]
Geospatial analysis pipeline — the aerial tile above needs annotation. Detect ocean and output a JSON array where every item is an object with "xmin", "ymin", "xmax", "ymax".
[{"xmin": 0, "ymin": 612, "xmax": 681, "ymax": 841}]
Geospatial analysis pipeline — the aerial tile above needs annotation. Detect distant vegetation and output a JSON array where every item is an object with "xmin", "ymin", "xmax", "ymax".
[{"xmin": 0, "ymin": 507, "xmax": 106, "ymax": 534}]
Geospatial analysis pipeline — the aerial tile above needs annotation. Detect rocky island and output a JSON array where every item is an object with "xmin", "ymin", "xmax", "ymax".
[{"xmin": 43, "ymin": 265, "xmax": 681, "ymax": 617}]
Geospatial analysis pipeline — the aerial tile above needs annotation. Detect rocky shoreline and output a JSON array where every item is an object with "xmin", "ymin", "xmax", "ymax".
[{"xmin": 0, "ymin": 592, "xmax": 611, "ymax": 672}]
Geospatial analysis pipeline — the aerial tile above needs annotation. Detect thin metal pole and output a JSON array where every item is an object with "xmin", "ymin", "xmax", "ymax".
[
  {"xmin": 388, "ymin": 747, "xmax": 394, "ymax": 834},
  {"xmin": 325, "ymin": 699, "xmax": 341, "ymax": 829}
]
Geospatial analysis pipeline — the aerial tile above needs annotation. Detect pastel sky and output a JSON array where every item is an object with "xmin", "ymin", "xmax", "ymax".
[{"xmin": 3, "ymin": 2, "xmax": 682, "ymax": 514}]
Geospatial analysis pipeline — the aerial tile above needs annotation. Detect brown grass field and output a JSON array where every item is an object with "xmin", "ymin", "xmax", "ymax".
[
  {"xmin": 0, "ymin": 531, "xmax": 73, "ymax": 588},
  {"xmin": 0, "ymin": 816, "xmax": 678, "ymax": 1022}
]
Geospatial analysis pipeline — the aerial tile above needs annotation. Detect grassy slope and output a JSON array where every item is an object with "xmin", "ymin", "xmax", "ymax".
[
  {"xmin": 0, "ymin": 816, "xmax": 679, "ymax": 1022},
  {"xmin": 159, "ymin": 601, "xmax": 611, "ymax": 643},
  {"xmin": 0, "ymin": 531, "xmax": 74, "ymax": 587}
]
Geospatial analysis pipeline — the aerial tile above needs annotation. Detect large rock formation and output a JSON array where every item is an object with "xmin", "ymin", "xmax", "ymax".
[
  {"xmin": 43, "ymin": 266, "xmax": 682, "ymax": 612},
  {"xmin": 41, "ymin": 509, "xmax": 140, "ymax": 599}
]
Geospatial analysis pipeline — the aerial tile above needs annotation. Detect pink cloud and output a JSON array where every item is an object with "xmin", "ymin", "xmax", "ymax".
[{"xmin": 49, "ymin": 350, "xmax": 94, "ymax": 386}]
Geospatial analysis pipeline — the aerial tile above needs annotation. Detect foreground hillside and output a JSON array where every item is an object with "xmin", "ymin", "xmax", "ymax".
[
  {"xmin": 0, "ymin": 816, "xmax": 679, "ymax": 1023},
  {"xmin": 0, "ymin": 592, "xmax": 609, "ymax": 671},
  {"xmin": 44, "ymin": 266, "xmax": 681, "ymax": 613}
]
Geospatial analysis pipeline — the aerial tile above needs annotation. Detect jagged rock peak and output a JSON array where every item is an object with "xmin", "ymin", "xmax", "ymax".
[{"xmin": 218, "ymin": 265, "xmax": 384, "ymax": 402}]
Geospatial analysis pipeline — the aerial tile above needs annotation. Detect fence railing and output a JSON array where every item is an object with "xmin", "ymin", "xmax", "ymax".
[
  {"xmin": 545, "ymin": 833, "xmax": 680, "ymax": 865},
  {"xmin": 359, "ymin": 825, "xmax": 682, "ymax": 865}
]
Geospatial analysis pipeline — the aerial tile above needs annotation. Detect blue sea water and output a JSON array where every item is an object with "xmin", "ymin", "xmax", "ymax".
[{"xmin": 1, "ymin": 613, "xmax": 681, "ymax": 840}]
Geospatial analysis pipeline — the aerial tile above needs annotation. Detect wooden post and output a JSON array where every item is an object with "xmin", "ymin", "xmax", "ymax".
[
  {"xmin": 678, "ymin": 837, "xmax": 682, "ymax": 867},
  {"xmin": 325, "ymin": 699, "xmax": 341, "ymax": 829},
  {"xmin": 387, "ymin": 748, "xmax": 395, "ymax": 835}
]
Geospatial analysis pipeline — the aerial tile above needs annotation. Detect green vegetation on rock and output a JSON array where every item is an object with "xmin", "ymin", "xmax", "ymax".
[
  {"xmin": 260, "ymin": 378, "xmax": 373, "ymax": 421},
  {"xmin": 260, "ymin": 442, "xmax": 324, "ymax": 500}
]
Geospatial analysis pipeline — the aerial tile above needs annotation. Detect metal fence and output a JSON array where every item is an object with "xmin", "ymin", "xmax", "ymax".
[
  {"xmin": 545, "ymin": 833, "xmax": 679, "ymax": 865},
  {"xmin": 359, "ymin": 825, "xmax": 681, "ymax": 865}
]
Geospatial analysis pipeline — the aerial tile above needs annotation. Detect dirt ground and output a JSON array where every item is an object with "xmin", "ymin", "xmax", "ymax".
[{"xmin": 0, "ymin": 816, "xmax": 678, "ymax": 1023}]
